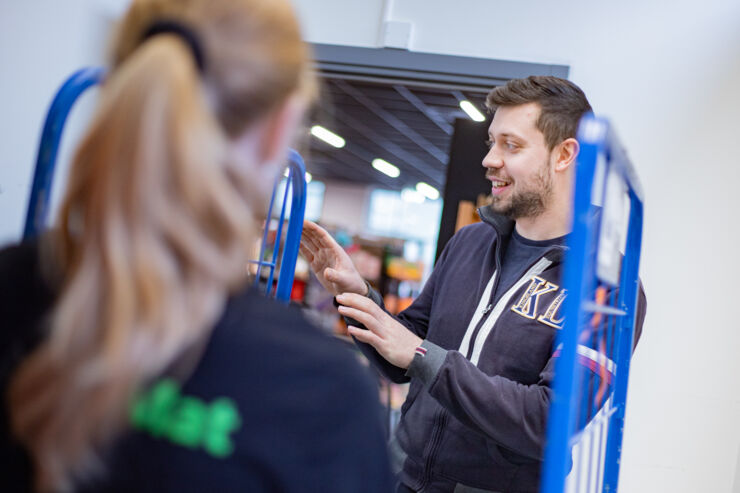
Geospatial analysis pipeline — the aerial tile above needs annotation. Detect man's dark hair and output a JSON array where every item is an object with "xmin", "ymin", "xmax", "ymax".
[{"xmin": 486, "ymin": 76, "xmax": 593, "ymax": 150}]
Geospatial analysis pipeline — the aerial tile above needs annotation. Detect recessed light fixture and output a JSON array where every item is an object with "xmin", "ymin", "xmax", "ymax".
[
  {"xmin": 415, "ymin": 182, "xmax": 440, "ymax": 200},
  {"xmin": 459, "ymin": 100, "xmax": 485, "ymax": 122},
  {"xmin": 310, "ymin": 125, "xmax": 346, "ymax": 148},
  {"xmin": 372, "ymin": 158, "xmax": 400, "ymax": 178}
]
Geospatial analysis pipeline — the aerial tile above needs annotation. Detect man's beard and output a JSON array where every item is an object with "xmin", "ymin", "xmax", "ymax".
[{"xmin": 489, "ymin": 161, "xmax": 553, "ymax": 220}]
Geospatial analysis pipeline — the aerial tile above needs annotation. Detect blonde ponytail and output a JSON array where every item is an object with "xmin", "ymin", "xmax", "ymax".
[{"xmin": 9, "ymin": 0, "xmax": 311, "ymax": 490}]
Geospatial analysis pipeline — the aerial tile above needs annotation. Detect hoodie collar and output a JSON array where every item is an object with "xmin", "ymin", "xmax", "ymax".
[
  {"xmin": 477, "ymin": 205, "xmax": 515, "ymax": 237},
  {"xmin": 477, "ymin": 205, "xmax": 569, "ymax": 263}
]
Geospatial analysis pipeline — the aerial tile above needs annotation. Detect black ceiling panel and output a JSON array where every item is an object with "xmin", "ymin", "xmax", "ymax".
[{"xmin": 302, "ymin": 77, "xmax": 489, "ymax": 192}]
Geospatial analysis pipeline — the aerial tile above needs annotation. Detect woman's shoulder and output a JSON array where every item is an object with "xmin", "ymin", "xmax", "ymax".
[
  {"xmin": 197, "ymin": 288, "xmax": 377, "ymax": 397},
  {"xmin": 0, "ymin": 239, "xmax": 55, "ymax": 351},
  {"xmin": 0, "ymin": 237, "xmax": 55, "ymax": 297},
  {"xmin": 0, "ymin": 239, "xmax": 41, "ymax": 279},
  {"xmin": 218, "ymin": 289, "xmax": 350, "ymax": 352},
  {"xmin": 110, "ymin": 288, "xmax": 391, "ymax": 492}
]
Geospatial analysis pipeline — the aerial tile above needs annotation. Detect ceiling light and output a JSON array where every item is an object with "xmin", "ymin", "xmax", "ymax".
[
  {"xmin": 459, "ymin": 100, "xmax": 485, "ymax": 122},
  {"xmin": 401, "ymin": 188, "xmax": 425, "ymax": 204},
  {"xmin": 310, "ymin": 125, "xmax": 346, "ymax": 148},
  {"xmin": 372, "ymin": 158, "xmax": 400, "ymax": 178},
  {"xmin": 415, "ymin": 182, "xmax": 440, "ymax": 200}
]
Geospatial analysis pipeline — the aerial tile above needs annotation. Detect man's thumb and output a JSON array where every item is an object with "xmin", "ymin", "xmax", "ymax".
[{"xmin": 324, "ymin": 267, "xmax": 338, "ymax": 282}]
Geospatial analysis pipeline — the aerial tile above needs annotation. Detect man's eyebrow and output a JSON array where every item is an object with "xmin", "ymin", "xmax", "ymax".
[{"xmin": 488, "ymin": 132, "xmax": 523, "ymax": 140}]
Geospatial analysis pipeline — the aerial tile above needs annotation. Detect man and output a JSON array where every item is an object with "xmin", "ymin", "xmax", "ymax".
[{"xmin": 300, "ymin": 76, "xmax": 646, "ymax": 493}]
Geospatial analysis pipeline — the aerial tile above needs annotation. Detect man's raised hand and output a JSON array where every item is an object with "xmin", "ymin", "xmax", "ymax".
[{"xmin": 300, "ymin": 220, "xmax": 368, "ymax": 296}]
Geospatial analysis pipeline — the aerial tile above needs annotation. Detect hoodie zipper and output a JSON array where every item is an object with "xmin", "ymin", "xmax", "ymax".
[
  {"xmin": 416, "ymin": 409, "xmax": 448, "ymax": 492},
  {"xmin": 458, "ymin": 240, "xmax": 504, "ymax": 359},
  {"xmin": 413, "ymin": 209, "xmax": 566, "ymax": 490},
  {"xmin": 461, "ymin": 244, "xmax": 565, "ymax": 363},
  {"xmin": 468, "ymin": 255, "xmax": 556, "ymax": 365}
]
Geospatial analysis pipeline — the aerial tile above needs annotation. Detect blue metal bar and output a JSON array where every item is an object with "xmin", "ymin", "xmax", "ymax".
[
  {"xmin": 275, "ymin": 149, "xmax": 307, "ymax": 302},
  {"xmin": 583, "ymin": 288, "xmax": 604, "ymax": 487},
  {"xmin": 541, "ymin": 116, "xmax": 601, "ymax": 493},
  {"xmin": 253, "ymin": 150, "xmax": 307, "ymax": 302},
  {"xmin": 601, "ymin": 190, "xmax": 643, "ymax": 492},
  {"xmin": 255, "ymin": 173, "xmax": 281, "ymax": 291},
  {"xmin": 579, "ymin": 117, "xmax": 644, "ymax": 203},
  {"xmin": 265, "ymin": 174, "xmax": 289, "ymax": 295},
  {"xmin": 585, "ymin": 285, "xmax": 616, "ymax": 491},
  {"xmin": 541, "ymin": 114, "xmax": 644, "ymax": 493},
  {"xmin": 582, "ymin": 302, "xmax": 626, "ymax": 316},
  {"xmin": 23, "ymin": 67, "xmax": 105, "ymax": 239},
  {"xmin": 598, "ymin": 287, "xmax": 618, "ymax": 491},
  {"xmin": 248, "ymin": 260, "xmax": 275, "ymax": 267}
]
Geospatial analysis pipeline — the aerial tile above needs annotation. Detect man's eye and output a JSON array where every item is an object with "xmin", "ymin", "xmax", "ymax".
[
  {"xmin": 485, "ymin": 139, "xmax": 493, "ymax": 148},
  {"xmin": 505, "ymin": 142, "xmax": 518, "ymax": 151}
]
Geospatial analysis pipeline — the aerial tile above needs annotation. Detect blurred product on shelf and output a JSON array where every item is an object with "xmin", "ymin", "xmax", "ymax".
[
  {"xmin": 385, "ymin": 256, "xmax": 423, "ymax": 282},
  {"xmin": 455, "ymin": 193, "xmax": 491, "ymax": 232},
  {"xmin": 347, "ymin": 244, "xmax": 383, "ymax": 283}
]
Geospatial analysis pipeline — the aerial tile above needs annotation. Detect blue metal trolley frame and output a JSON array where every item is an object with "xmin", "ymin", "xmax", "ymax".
[
  {"xmin": 23, "ymin": 67, "xmax": 306, "ymax": 303},
  {"xmin": 541, "ymin": 114, "xmax": 644, "ymax": 493},
  {"xmin": 250, "ymin": 150, "xmax": 307, "ymax": 302}
]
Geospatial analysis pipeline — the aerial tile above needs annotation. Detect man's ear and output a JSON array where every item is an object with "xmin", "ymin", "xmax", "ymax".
[
  {"xmin": 258, "ymin": 95, "xmax": 305, "ymax": 165},
  {"xmin": 553, "ymin": 137, "xmax": 580, "ymax": 173}
]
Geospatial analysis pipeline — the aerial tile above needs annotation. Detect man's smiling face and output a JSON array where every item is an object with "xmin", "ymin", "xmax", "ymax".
[{"xmin": 483, "ymin": 102, "xmax": 554, "ymax": 220}]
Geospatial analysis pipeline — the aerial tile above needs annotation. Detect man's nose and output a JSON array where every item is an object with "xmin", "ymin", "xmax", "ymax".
[{"xmin": 482, "ymin": 147, "xmax": 503, "ymax": 169}]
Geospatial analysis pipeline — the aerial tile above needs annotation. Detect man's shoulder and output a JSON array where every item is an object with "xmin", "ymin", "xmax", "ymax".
[
  {"xmin": 457, "ymin": 220, "xmax": 495, "ymax": 235},
  {"xmin": 447, "ymin": 221, "xmax": 497, "ymax": 251}
]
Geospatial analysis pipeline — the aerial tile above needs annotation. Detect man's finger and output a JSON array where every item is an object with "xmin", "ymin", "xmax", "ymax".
[
  {"xmin": 298, "ymin": 243, "xmax": 314, "ymax": 262},
  {"xmin": 327, "ymin": 268, "xmax": 359, "ymax": 287},
  {"xmin": 337, "ymin": 305, "xmax": 382, "ymax": 334},
  {"xmin": 337, "ymin": 292, "xmax": 381, "ymax": 316},
  {"xmin": 299, "ymin": 240, "xmax": 319, "ymax": 263},
  {"xmin": 324, "ymin": 267, "xmax": 339, "ymax": 283},
  {"xmin": 302, "ymin": 220, "xmax": 331, "ymax": 245},
  {"xmin": 348, "ymin": 325, "xmax": 384, "ymax": 348},
  {"xmin": 302, "ymin": 220, "xmax": 322, "ymax": 232},
  {"xmin": 299, "ymin": 238, "xmax": 316, "ymax": 255},
  {"xmin": 303, "ymin": 220, "xmax": 337, "ymax": 249},
  {"xmin": 301, "ymin": 222, "xmax": 327, "ymax": 249},
  {"xmin": 300, "ymin": 232, "xmax": 321, "ymax": 253}
]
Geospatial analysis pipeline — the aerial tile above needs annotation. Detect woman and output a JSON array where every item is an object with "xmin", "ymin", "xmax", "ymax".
[{"xmin": 0, "ymin": 0, "xmax": 392, "ymax": 491}]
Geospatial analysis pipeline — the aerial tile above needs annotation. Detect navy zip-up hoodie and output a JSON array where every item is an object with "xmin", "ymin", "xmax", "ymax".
[{"xmin": 353, "ymin": 206, "xmax": 646, "ymax": 493}]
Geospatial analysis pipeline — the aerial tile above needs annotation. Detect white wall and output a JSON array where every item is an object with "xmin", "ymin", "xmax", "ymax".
[
  {"xmin": 319, "ymin": 180, "xmax": 371, "ymax": 234},
  {"xmin": 293, "ymin": 0, "xmax": 740, "ymax": 491},
  {"xmin": 1, "ymin": 0, "xmax": 739, "ymax": 491},
  {"xmin": 0, "ymin": 0, "xmax": 122, "ymax": 244},
  {"xmin": 734, "ymin": 446, "xmax": 740, "ymax": 493}
]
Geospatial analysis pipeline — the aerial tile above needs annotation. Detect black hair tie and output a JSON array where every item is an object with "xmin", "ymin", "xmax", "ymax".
[{"xmin": 141, "ymin": 20, "xmax": 206, "ymax": 73}]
